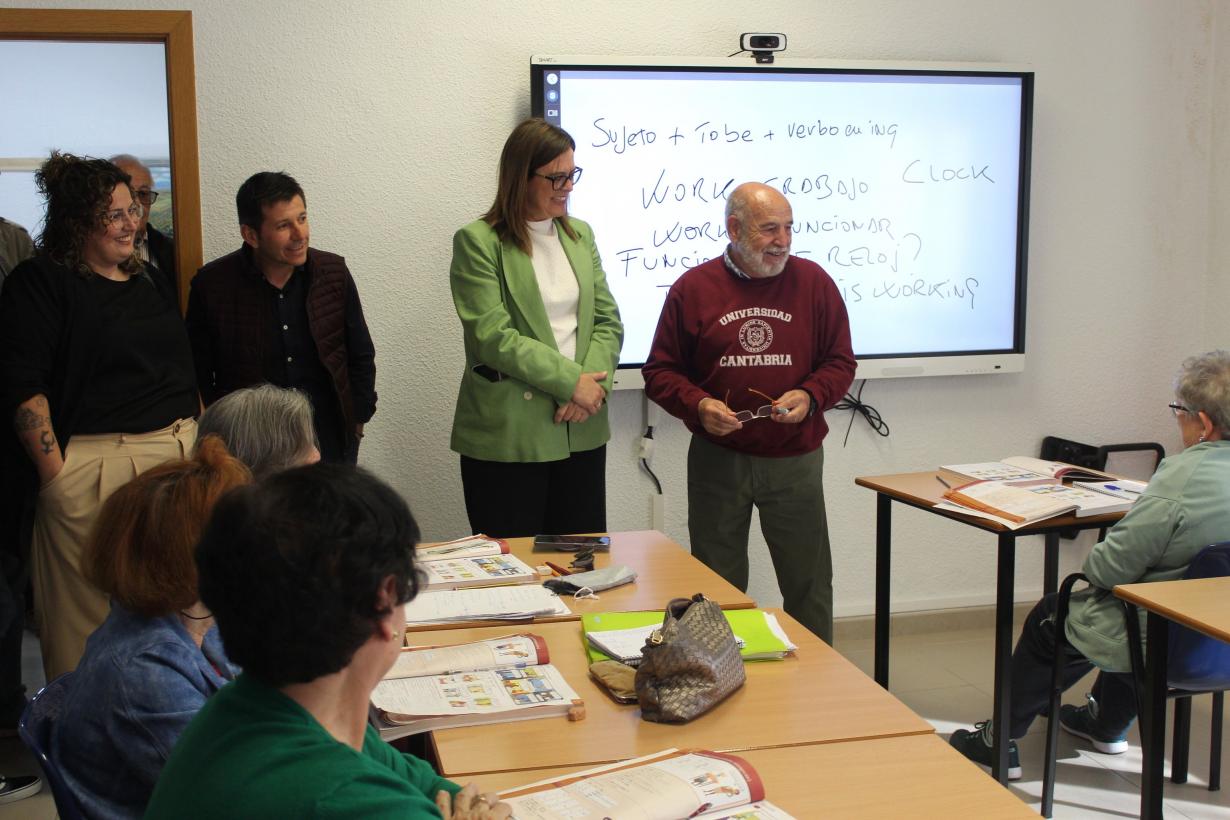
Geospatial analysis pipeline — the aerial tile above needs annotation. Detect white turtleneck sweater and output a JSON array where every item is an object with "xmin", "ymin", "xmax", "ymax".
[{"xmin": 527, "ymin": 218, "xmax": 580, "ymax": 361}]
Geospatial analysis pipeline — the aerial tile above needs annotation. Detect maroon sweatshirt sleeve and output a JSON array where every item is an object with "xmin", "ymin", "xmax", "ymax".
[
  {"xmin": 798, "ymin": 271, "xmax": 856, "ymax": 411},
  {"xmin": 642, "ymin": 279, "xmax": 710, "ymax": 422}
]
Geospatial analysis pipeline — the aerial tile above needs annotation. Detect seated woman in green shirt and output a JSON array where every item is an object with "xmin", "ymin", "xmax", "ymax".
[{"xmin": 145, "ymin": 464, "xmax": 510, "ymax": 819}]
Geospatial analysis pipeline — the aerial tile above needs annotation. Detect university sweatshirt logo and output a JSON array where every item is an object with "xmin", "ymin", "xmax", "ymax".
[
  {"xmin": 738, "ymin": 319, "xmax": 773, "ymax": 353},
  {"xmin": 718, "ymin": 308, "xmax": 794, "ymax": 367}
]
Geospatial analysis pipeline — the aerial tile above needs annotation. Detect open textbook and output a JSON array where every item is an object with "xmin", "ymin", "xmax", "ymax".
[
  {"xmin": 372, "ymin": 634, "xmax": 583, "ymax": 739},
  {"xmin": 419, "ymin": 553, "xmax": 539, "ymax": 591},
  {"xmin": 416, "ymin": 534, "xmax": 510, "ymax": 561},
  {"xmin": 403, "ymin": 585, "xmax": 570, "ymax": 626},
  {"xmin": 942, "ymin": 456, "xmax": 1115, "ymax": 483},
  {"xmin": 937, "ymin": 479, "xmax": 1131, "ymax": 529},
  {"xmin": 498, "ymin": 748, "xmax": 796, "ymax": 820}
]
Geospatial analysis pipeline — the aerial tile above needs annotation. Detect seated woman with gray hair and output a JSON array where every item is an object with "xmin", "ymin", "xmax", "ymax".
[
  {"xmin": 950, "ymin": 349, "xmax": 1230, "ymax": 780},
  {"xmin": 195, "ymin": 384, "xmax": 320, "ymax": 478}
]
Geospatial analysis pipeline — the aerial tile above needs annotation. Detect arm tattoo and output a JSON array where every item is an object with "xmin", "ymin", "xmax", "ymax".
[
  {"xmin": 39, "ymin": 430, "xmax": 55, "ymax": 456},
  {"xmin": 13, "ymin": 405, "xmax": 48, "ymax": 433}
]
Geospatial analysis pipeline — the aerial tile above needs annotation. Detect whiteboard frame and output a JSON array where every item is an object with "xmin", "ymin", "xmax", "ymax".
[{"xmin": 531, "ymin": 55, "xmax": 1032, "ymax": 387}]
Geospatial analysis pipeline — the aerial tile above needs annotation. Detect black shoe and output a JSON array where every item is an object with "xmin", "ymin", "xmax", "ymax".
[
  {"xmin": 0, "ymin": 774, "xmax": 42, "ymax": 804},
  {"xmin": 1059, "ymin": 694, "xmax": 1130, "ymax": 754},
  {"xmin": 949, "ymin": 720, "xmax": 1022, "ymax": 780}
]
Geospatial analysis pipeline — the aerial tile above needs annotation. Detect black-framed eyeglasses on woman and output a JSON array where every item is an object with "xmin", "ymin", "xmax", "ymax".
[
  {"xmin": 533, "ymin": 167, "xmax": 583, "ymax": 190},
  {"xmin": 1169, "ymin": 401, "xmax": 1194, "ymax": 417}
]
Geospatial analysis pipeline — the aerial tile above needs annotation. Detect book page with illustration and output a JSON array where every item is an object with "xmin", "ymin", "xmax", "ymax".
[
  {"xmin": 388, "ymin": 634, "xmax": 547, "ymax": 679},
  {"xmin": 500, "ymin": 749, "xmax": 781, "ymax": 820}
]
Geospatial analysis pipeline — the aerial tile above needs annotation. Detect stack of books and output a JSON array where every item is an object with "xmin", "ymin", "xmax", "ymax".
[
  {"xmin": 417, "ymin": 535, "xmax": 540, "ymax": 591},
  {"xmin": 403, "ymin": 585, "xmax": 571, "ymax": 626}
]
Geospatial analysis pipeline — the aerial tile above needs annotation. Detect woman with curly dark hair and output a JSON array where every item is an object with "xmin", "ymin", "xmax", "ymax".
[{"xmin": 0, "ymin": 152, "xmax": 199, "ymax": 680}]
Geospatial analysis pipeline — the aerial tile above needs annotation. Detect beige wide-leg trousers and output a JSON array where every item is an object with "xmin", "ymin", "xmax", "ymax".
[{"xmin": 31, "ymin": 418, "xmax": 197, "ymax": 680}]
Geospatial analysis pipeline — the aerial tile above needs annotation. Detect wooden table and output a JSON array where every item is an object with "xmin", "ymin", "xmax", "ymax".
[
  {"xmin": 855, "ymin": 470, "xmax": 1124, "ymax": 783},
  {"xmin": 427, "ymin": 608, "xmax": 933, "ymax": 779},
  {"xmin": 1115, "ymin": 577, "xmax": 1230, "ymax": 820},
  {"xmin": 409, "ymin": 530, "xmax": 755, "ymax": 632},
  {"xmin": 471, "ymin": 735, "xmax": 1035, "ymax": 818}
]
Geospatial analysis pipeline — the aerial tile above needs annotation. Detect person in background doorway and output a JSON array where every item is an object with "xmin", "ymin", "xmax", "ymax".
[
  {"xmin": 110, "ymin": 154, "xmax": 178, "ymax": 305},
  {"xmin": 0, "ymin": 215, "xmax": 34, "ymax": 290},
  {"xmin": 0, "ymin": 205, "xmax": 38, "ymax": 805}
]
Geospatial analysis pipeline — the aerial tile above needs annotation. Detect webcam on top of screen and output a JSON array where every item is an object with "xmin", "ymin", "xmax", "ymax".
[{"xmin": 739, "ymin": 33, "xmax": 787, "ymax": 64}]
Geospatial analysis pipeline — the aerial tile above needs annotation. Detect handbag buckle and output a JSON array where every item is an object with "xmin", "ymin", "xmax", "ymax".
[{"xmin": 647, "ymin": 629, "xmax": 663, "ymax": 646}]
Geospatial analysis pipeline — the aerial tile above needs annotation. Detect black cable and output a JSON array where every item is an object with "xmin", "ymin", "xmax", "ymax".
[
  {"xmin": 833, "ymin": 379, "xmax": 890, "ymax": 446},
  {"xmin": 727, "ymin": 48, "xmax": 747, "ymax": 58},
  {"xmin": 639, "ymin": 426, "xmax": 663, "ymax": 494}
]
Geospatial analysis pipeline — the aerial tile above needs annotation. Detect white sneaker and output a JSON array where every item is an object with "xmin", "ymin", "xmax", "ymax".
[{"xmin": 0, "ymin": 773, "xmax": 42, "ymax": 804}]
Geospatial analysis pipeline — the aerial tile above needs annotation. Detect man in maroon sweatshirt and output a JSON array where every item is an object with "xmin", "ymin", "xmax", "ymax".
[{"xmin": 643, "ymin": 182, "xmax": 855, "ymax": 643}]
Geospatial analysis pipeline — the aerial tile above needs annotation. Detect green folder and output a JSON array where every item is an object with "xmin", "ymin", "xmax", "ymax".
[{"xmin": 580, "ymin": 609, "xmax": 795, "ymax": 664}]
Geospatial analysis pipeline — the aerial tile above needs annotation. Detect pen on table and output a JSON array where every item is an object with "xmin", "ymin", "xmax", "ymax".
[
  {"xmin": 936, "ymin": 475, "xmax": 952, "ymax": 489},
  {"xmin": 545, "ymin": 561, "xmax": 573, "ymax": 577}
]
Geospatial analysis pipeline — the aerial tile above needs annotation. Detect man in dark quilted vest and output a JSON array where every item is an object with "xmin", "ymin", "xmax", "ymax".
[{"xmin": 187, "ymin": 172, "xmax": 376, "ymax": 463}]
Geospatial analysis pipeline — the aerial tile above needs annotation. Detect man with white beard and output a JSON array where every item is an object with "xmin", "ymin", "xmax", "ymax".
[{"xmin": 643, "ymin": 182, "xmax": 855, "ymax": 643}]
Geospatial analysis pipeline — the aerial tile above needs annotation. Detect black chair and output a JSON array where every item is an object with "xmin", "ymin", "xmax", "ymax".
[
  {"xmin": 17, "ymin": 673, "xmax": 84, "ymax": 820},
  {"xmin": 1038, "ymin": 439, "xmax": 1164, "ymax": 598},
  {"xmin": 1041, "ymin": 542, "xmax": 1230, "ymax": 817}
]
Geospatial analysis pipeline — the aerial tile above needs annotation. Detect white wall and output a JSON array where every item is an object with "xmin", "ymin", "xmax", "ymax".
[{"xmin": 11, "ymin": 0, "xmax": 1218, "ymax": 616}]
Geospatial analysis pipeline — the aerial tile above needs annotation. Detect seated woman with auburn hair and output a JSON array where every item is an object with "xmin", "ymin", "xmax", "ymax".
[{"xmin": 50, "ymin": 436, "xmax": 251, "ymax": 819}]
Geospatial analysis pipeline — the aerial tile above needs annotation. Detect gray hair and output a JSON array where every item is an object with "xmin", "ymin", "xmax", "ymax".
[
  {"xmin": 1175, "ymin": 350, "xmax": 1230, "ymax": 436},
  {"xmin": 196, "ymin": 384, "xmax": 317, "ymax": 479},
  {"xmin": 108, "ymin": 153, "xmax": 149, "ymax": 174}
]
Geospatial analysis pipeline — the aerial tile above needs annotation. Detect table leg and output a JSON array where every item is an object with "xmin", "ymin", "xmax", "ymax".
[
  {"xmin": 874, "ymin": 492, "xmax": 892, "ymax": 689},
  {"xmin": 1043, "ymin": 532, "xmax": 1059, "ymax": 597},
  {"xmin": 991, "ymin": 532, "xmax": 1016, "ymax": 783},
  {"xmin": 1141, "ymin": 610, "xmax": 1169, "ymax": 819}
]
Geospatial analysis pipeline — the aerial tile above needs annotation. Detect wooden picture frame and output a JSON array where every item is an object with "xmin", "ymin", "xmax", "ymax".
[{"xmin": 0, "ymin": 8, "xmax": 201, "ymax": 310}]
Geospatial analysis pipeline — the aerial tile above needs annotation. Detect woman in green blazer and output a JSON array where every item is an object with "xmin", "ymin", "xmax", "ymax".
[{"xmin": 450, "ymin": 119, "xmax": 623, "ymax": 538}]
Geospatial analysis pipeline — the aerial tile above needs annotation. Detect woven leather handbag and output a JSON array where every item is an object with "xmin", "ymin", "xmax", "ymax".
[{"xmin": 634, "ymin": 593, "xmax": 746, "ymax": 723}]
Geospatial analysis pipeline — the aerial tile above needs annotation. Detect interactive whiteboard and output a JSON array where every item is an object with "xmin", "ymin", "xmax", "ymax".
[{"xmin": 530, "ymin": 57, "xmax": 1033, "ymax": 384}]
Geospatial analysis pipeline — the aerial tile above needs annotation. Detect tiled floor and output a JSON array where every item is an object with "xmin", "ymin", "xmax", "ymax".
[
  {"xmin": 838, "ymin": 619, "xmax": 1230, "ymax": 819},
  {"xmin": 4, "ymin": 618, "xmax": 1230, "ymax": 818}
]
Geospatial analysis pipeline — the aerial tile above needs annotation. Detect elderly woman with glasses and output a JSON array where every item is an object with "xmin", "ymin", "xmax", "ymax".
[
  {"xmin": 0, "ymin": 152, "xmax": 199, "ymax": 680},
  {"xmin": 449, "ymin": 118, "xmax": 623, "ymax": 539},
  {"xmin": 950, "ymin": 350, "xmax": 1230, "ymax": 780}
]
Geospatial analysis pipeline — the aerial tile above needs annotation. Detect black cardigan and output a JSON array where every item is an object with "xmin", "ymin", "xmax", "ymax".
[{"xmin": 0, "ymin": 254, "xmax": 192, "ymax": 560}]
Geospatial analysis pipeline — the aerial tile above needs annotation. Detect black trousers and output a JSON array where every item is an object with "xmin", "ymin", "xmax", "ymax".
[
  {"xmin": 459, "ymin": 445, "xmax": 606, "ymax": 539},
  {"xmin": 1009, "ymin": 593, "xmax": 1138, "ymax": 739}
]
